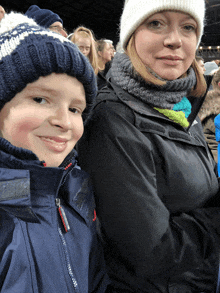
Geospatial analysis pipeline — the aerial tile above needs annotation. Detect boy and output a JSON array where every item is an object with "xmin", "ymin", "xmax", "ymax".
[{"xmin": 0, "ymin": 12, "xmax": 109, "ymax": 292}]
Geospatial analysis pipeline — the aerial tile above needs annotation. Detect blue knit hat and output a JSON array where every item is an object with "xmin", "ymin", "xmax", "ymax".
[
  {"xmin": 25, "ymin": 5, "xmax": 63, "ymax": 28},
  {"xmin": 0, "ymin": 12, "xmax": 97, "ymax": 120}
]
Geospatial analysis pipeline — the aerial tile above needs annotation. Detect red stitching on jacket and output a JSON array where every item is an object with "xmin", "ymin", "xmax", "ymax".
[
  {"xmin": 93, "ymin": 210, "xmax": 97, "ymax": 222},
  {"xmin": 64, "ymin": 163, "xmax": 72, "ymax": 170}
]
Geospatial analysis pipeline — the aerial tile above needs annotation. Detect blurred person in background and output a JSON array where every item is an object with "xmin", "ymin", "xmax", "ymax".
[
  {"xmin": 96, "ymin": 39, "xmax": 114, "ymax": 89},
  {"xmin": 196, "ymin": 55, "xmax": 205, "ymax": 74},
  {"xmin": 0, "ymin": 6, "xmax": 5, "ymax": 21},
  {"xmin": 204, "ymin": 59, "xmax": 219, "ymax": 76},
  {"xmin": 25, "ymin": 5, "xmax": 67, "ymax": 37},
  {"xmin": 70, "ymin": 26, "xmax": 99, "ymax": 75},
  {"xmin": 199, "ymin": 68, "xmax": 220, "ymax": 162}
]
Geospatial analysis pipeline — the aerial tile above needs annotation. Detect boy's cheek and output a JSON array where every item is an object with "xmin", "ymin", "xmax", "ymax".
[{"xmin": 1, "ymin": 116, "xmax": 42, "ymax": 147}]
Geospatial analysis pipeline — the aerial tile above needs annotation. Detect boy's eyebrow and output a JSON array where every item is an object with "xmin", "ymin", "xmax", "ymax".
[
  {"xmin": 29, "ymin": 84, "xmax": 86, "ymax": 105},
  {"xmin": 29, "ymin": 84, "xmax": 57, "ymax": 94},
  {"xmin": 28, "ymin": 85, "xmax": 59, "ymax": 95}
]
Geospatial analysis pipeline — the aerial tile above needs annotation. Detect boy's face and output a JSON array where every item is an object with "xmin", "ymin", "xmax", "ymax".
[{"xmin": 0, "ymin": 73, "xmax": 86, "ymax": 167}]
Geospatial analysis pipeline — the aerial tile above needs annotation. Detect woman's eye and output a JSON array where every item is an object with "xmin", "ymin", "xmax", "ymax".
[
  {"xmin": 183, "ymin": 25, "xmax": 196, "ymax": 32},
  {"xmin": 148, "ymin": 20, "xmax": 161, "ymax": 28},
  {"xmin": 33, "ymin": 97, "xmax": 47, "ymax": 104}
]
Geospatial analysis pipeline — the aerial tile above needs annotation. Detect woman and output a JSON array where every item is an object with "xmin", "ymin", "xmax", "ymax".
[
  {"xmin": 70, "ymin": 26, "xmax": 99, "ymax": 75},
  {"xmin": 96, "ymin": 39, "xmax": 114, "ymax": 89},
  {"xmin": 97, "ymin": 39, "xmax": 114, "ymax": 71},
  {"xmin": 78, "ymin": 0, "xmax": 220, "ymax": 292}
]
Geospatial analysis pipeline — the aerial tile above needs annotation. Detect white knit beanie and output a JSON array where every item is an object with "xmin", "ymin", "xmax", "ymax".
[{"xmin": 120, "ymin": 0, "xmax": 205, "ymax": 50}]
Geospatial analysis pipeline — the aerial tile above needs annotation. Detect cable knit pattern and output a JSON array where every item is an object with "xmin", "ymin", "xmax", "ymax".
[{"xmin": 110, "ymin": 53, "xmax": 197, "ymax": 110}]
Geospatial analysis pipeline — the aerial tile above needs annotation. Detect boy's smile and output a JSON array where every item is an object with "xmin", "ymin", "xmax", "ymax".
[{"xmin": 0, "ymin": 73, "xmax": 86, "ymax": 167}]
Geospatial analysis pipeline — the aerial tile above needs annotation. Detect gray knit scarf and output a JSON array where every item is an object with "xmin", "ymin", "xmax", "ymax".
[{"xmin": 110, "ymin": 53, "xmax": 197, "ymax": 110}]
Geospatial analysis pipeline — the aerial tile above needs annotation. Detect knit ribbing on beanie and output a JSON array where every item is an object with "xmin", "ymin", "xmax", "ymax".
[
  {"xmin": 25, "ymin": 5, "xmax": 63, "ymax": 28},
  {"xmin": 110, "ymin": 53, "xmax": 196, "ymax": 126}
]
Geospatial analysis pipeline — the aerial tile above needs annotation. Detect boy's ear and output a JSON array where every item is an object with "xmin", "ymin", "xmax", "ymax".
[
  {"xmin": 218, "ymin": 81, "xmax": 220, "ymax": 88},
  {"xmin": 0, "ymin": 131, "xmax": 3, "ymax": 138}
]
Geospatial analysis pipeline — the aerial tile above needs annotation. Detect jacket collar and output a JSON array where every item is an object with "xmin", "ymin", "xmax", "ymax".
[
  {"xmin": 106, "ymin": 76, "xmax": 211, "ymax": 132},
  {"xmin": 0, "ymin": 137, "xmax": 73, "ymax": 222},
  {"xmin": 0, "ymin": 138, "xmax": 95, "ymax": 226}
]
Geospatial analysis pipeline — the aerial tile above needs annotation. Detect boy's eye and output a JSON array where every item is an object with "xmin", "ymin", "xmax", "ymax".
[
  {"xmin": 33, "ymin": 97, "xmax": 47, "ymax": 104},
  {"xmin": 69, "ymin": 108, "xmax": 80, "ymax": 114}
]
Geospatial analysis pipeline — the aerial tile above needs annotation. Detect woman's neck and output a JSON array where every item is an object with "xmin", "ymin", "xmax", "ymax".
[{"xmin": 98, "ymin": 58, "xmax": 105, "ymax": 71}]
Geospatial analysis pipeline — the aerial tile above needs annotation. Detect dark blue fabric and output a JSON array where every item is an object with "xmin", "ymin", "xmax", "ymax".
[
  {"xmin": 217, "ymin": 267, "xmax": 220, "ymax": 293},
  {"xmin": 25, "ymin": 5, "xmax": 63, "ymax": 28},
  {"xmin": 0, "ymin": 138, "xmax": 109, "ymax": 292}
]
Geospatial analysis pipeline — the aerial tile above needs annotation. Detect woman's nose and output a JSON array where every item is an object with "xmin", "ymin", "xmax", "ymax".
[{"xmin": 164, "ymin": 28, "xmax": 182, "ymax": 49}]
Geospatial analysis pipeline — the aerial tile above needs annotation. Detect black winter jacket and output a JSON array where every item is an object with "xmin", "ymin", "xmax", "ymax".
[{"xmin": 78, "ymin": 78, "xmax": 220, "ymax": 293}]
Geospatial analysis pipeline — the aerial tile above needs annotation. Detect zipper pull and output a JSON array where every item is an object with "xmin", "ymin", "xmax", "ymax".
[{"xmin": 56, "ymin": 198, "xmax": 70, "ymax": 233}]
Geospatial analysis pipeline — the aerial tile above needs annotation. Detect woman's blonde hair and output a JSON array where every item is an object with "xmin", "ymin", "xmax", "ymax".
[
  {"xmin": 70, "ymin": 26, "xmax": 99, "ymax": 75},
  {"xmin": 126, "ymin": 35, "xmax": 207, "ymax": 97}
]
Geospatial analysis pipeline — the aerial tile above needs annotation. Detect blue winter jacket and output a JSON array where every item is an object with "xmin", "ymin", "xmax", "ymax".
[{"xmin": 0, "ymin": 138, "xmax": 109, "ymax": 293}]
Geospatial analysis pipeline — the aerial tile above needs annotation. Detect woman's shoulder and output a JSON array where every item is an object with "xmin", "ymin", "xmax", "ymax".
[{"xmin": 93, "ymin": 84, "xmax": 135, "ymax": 122}]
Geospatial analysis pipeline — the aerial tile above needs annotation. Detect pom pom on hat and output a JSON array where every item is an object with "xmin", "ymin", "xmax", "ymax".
[
  {"xmin": 120, "ymin": 0, "xmax": 205, "ymax": 50},
  {"xmin": 25, "ymin": 5, "xmax": 63, "ymax": 28},
  {"xmin": 0, "ymin": 12, "xmax": 97, "ymax": 121}
]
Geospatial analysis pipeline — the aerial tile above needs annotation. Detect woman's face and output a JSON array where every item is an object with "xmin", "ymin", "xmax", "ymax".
[
  {"xmin": 99, "ymin": 43, "xmax": 113, "ymax": 64},
  {"xmin": 134, "ymin": 11, "xmax": 198, "ymax": 80},
  {"xmin": 75, "ymin": 37, "xmax": 91, "ymax": 57}
]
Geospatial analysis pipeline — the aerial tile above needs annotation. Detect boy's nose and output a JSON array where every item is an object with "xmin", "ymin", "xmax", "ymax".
[{"xmin": 49, "ymin": 108, "xmax": 73, "ymax": 130}]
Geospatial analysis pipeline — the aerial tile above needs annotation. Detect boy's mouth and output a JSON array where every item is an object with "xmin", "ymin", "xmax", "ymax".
[
  {"xmin": 40, "ymin": 136, "xmax": 68, "ymax": 152},
  {"xmin": 42, "ymin": 137, "xmax": 67, "ymax": 144}
]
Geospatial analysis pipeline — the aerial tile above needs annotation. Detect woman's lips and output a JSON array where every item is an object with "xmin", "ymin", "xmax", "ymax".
[{"xmin": 159, "ymin": 55, "xmax": 182, "ymax": 65}]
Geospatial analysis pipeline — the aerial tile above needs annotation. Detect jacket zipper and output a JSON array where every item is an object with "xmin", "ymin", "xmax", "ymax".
[
  {"xmin": 56, "ymin": 198, "xmax": 70, "ymax": 232},
  {"xmin": 56, "ymin": 198, "xmax": 79, "ymax": 293}
]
